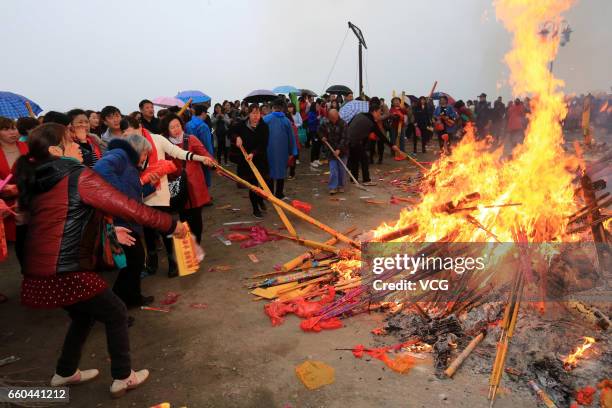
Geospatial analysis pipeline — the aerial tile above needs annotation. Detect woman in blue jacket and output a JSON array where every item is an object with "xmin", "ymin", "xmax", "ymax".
[{"xmin": 93, "ymin": 135, "xmax": 156, "ymax": 308}]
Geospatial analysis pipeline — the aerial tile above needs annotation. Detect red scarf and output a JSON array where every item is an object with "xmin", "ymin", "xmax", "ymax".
[{"xmin": 141, "ymin": 128, "xmax": 159, "ymax": 166}]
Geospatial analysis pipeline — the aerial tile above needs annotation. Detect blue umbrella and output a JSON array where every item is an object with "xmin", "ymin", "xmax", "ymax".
[
  {"xmin": 339, "ymin": 100, "xmax": 369, "ymax": 123},
  {"xmin": 0, "ymin": 91, "xmax": 42, "ymax": 119},
  {"xmin": 176, "ymin": 90, "xmax": 211, "ymax": 104},
  {"xmin": 272, "ymin": 85, "xmax": 300, "ymax": 95}
]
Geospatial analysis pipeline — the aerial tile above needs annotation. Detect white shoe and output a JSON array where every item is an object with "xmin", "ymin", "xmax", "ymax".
[
  {"xmin": 110, "ymin": 369, "xmax": 149, "ymax": 398},
  {"xmin": 296, "ymin": 160, "xmax": 301, "ymax": 165},
  {"xmin": 315, "ymin": 160, "xmax": 322, "ymax": 166},
  {"xmin": 50, "ymin": 369, "xmax": 99, "ymax": 386},
  {"xmin": 310, "ymin": 162, "xmax": 319, "ymax": 168}
]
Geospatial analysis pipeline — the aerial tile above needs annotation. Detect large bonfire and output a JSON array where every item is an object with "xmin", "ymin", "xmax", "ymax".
[{"xmin": 374, "ymin": 0, "xmax": 579, "ymax": 244}]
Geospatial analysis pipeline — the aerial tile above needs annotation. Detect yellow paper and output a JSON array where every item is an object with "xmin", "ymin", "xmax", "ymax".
[
  {"xmin": 250, "ymin": 282, "xmax": 298, "ymax": 299},
  {"xmin": 295, "ymin": 360, "xmax": 335, "ymax": 390}
]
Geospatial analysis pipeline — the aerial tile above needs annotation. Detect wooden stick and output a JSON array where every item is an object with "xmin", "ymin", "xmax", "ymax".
[
  {"xmin": 24, "ymin": 101, "xmax": 36, "ymax": 118},
  {"xmin": 239, "ymin": 145, "xmax": 297, "ymax": 237},
  {"xmin": 177, "ymin": 98, "xmax": 193, "ymax": 117},
  {"xmin": 214, "ymin": 163, "xmax": 360, "ymax": 249},
  {"xmin": 321, "ymin": 139, "xmax": 367, "ymax": 191},
  {"xmin": 444, "ymin": 330, "xmax": 486, "ymax": 378},
  {"xmin": 282, "ymin": 227, "xmax": 356, "ymax": 273},
  {"xmin": 276, "ymin": 275, "xmax": 333, "ymax": 295},
  {"xmin": 268, "ymin": 231, "xmax": 339, "ymax": 254},
  {"xmin": 375, "ymin": 223, "xmax": 418, "ymax": 242},
  {"xmin": 428, "ymin": 81, "xmax": 438, "ymax": 98},
  {"xmin": 397, "ymin": 151, "xmax": 428, "ymax": 171}
]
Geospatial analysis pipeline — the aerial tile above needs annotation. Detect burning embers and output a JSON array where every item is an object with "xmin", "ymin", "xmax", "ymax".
[{"xmin": 562, "ymin": 336, "xmax": 596, "ymax": 371}]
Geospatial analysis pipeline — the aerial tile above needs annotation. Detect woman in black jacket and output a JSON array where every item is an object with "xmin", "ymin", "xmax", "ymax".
[
  {"xmin": 232, "ymin": 104, "xmax": 270, "ymax": 218},
  {"xmin": 413, "ymin": 96, "xmax": 433, "ymax": 153}
]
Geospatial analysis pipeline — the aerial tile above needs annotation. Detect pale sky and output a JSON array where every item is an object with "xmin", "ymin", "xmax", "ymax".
[{"xmin": 1, "ymin": 0, "xmax": 610, "ymax": 114}]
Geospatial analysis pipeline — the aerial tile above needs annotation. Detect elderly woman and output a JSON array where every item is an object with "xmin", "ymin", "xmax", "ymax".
[
  {"xmin": 93, "ymin": 134, "xmax": 156, "ymax": 308},
  {"xmin": 122, "ymin": 116, "xmax": 215, "ymax": 277},
  {"xmin": 15, "ymin": 123, "xmax": 185, "ymax": 397}
]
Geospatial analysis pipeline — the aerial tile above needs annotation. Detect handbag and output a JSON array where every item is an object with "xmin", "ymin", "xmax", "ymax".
[
  {"xmin": 80, "ymin": 211, "xmax": 126, "ymax": 270},
  {"xmin": 169, "ymin": 136, "xmax": 190, "ymax": 211}
]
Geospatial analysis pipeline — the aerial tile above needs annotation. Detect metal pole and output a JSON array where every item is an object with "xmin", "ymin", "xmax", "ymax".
[{"xmin": 358, "ymin": 42, "xmax": 363, "ymax": 98}]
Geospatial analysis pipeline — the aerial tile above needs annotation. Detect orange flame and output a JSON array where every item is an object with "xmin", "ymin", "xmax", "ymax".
[
  {"xmin": 373, "ymin": 0, "xmax": 579, "ymax": 244},
  {"xmin": 563, "ymin": 336, "xmax": 596, "ymax": 370},
  {"xmin": 331, "ymin": 259, "xmax": 362, "ymax": 280}
]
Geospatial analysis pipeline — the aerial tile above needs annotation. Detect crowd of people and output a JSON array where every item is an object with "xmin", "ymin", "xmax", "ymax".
[{"xmin": 0, "ymin": 87, "xmax": 590, "ymax": 398}]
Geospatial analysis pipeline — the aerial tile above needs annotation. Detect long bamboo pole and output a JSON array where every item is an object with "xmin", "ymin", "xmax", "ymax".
[
  {"xmin": 397, "ymin": 151, "xmax": 428, "ymax": 171},
  {"xmin": 24, "ymin": 101, "xmax": 36, "ymax": 118},
  {"xmin": 282, "ymin": 236, "xmax": 339, "ymax": 273},
  {"xmin": 268, "ymin": 231, "xmax": 340, "ymax": 254},
  {"xmin": 213, "ymin": 163, "xmax": 360, "ymax": 249},
  {"xmin": 177, "ymin": 98, "xmax": 193, "ymax": 117},
  {"xmin": 238, "ymin": 145, "xmax": 297, "ymax": 236}
]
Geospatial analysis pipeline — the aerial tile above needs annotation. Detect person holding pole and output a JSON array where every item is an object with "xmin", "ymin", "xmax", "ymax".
[
  {"xmin": 347, "ymin": 101, "xmax": 401, "ymax": 186},
  {"xmin": 319, "ymin": 109, "xmax": 348, "ymax": 194},
  {"xmin": 234, "ymin": 104, "xmax": 270, "ymax": 218}
]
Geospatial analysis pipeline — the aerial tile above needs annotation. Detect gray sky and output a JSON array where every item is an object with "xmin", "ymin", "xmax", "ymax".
[{"xmin": 1, "ymin": 0, "xmax": 610, "ymax": 113}]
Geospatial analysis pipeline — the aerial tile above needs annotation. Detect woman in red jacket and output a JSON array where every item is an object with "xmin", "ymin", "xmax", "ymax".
[
  {"xmin": 15, "ymin": 123, "xmax": 186, "ymax": 398},
  {"xmin": 159, "ymin": 113, "xmax": 214, "ymax": 247},
  {"xmin": 0, "ymin": 116, "xmax": 29, "ymax": 262}
]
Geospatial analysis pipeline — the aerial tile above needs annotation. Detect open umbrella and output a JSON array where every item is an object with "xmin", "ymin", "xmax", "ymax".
[
  {"xmin": 300, "ymin": 89, "xmax": 318, "ymax": 97},
  {"xmin": 243, "ymin": 89, "xmax": 277, "ymax": 104},
  {"xmin": 176, "ymin": 90, "xmax": 211, "ymax": 104},
  {"xmin": 272, "ymin": 85, "xmax": 300, "ymax": 95},
  {"xmin": 326, "ymin": 85, "xmax": 353, "ymax": 96},
  {"xmin": 0, "ymin": 91, "xmax": 42, "ymax": 119},
  {"xmin": 152, "ymin": 96, "xmax": 185, "ymax": 108},
  {"xmin": 339, "ymin": 100, "xmax": 369, "ymax": 123},
  {"xmin": 431, "ymin": 92, "xmax": 456, "ymax": 105}
]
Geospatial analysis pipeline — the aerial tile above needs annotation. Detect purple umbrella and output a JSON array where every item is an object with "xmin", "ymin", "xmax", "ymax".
[{"xmin": 152, "ymin": 96, "xmax": 185, "ymax": 108}]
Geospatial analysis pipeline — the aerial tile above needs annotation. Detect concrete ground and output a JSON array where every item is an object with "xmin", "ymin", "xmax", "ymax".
[{"xmin": 1, "ymin": 143, "xmax": 567, "ymax": 408}]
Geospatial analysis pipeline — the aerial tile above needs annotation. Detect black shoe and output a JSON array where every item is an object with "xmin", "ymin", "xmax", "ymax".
[
  {"xmin": 145, "ymin": 253, "xmax": 158, "ymax": 275},
  {"xmin": 127, "ymin": 295, "xmax": 155, "ymax": 308},
  {"xmin": 253, "ymin": 210, "xmax": 263, "ymax": 219},
  {"xmin": 128, "ymin": 316, "xmax": 135, "ymax": 328},
  {"xmin": 260, "ymin": 202, "xmax": 267, "ymax": 212}
]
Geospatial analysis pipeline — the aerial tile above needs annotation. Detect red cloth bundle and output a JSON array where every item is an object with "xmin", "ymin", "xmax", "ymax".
[
  {"xmin": 140, "ymin": 160, "xmax": 177, "ymax": 187},
  {"xmin": 291, "ymin": 200, "xmax": 312, "ymax": 214},
  {"xmin": 227, "ymin": 233, "xmax": 249, "ymax": 242},
  {"xmin": 263, "ymin": 287, "xmax": 337, "ymax": 327},
  {"xmin": 300, "ymin": 316, "xmax": 343, "ymax": 332}
]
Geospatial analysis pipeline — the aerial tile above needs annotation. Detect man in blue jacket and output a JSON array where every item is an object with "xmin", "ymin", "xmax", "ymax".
[
  {"xmin": 186, "ymin": 105, "xmax": 214, "ymax": 187},
  {"xmin": 264, "ymin": 98, "xmax": 297, "ymax": 199}
]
